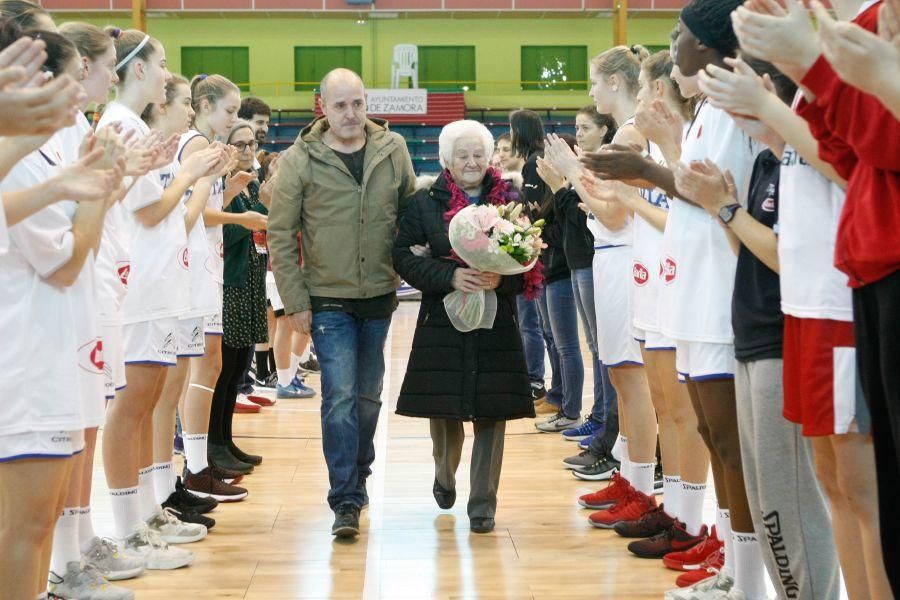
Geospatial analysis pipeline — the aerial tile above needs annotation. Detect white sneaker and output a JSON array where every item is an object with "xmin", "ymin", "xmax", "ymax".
[
  {"xmin": 535, "ymin": 412, "xmax": 579, "ymax": 432},
  {"xmin": 49, "ymin": 561, "xmax": 134, "ymax": 600},
  {"xmin": 121, "ymin": 523, "xmax": 194, "ymax": 570},
  {"xmin": 82, "ymin": 536, "xmax": 145, "ymax": 581},
  {"xmin": 147, "ymin": 507, "xmax": 207, "ymax": 544},
  {"xmin": 665, "ymin": 571, "xmax": 735, "ymax": 599}
]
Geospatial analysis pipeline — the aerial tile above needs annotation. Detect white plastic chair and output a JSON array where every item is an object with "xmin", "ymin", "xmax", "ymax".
[{"xmin": 391, "ymin": 44, "xmax": 419, "ymax": 89}]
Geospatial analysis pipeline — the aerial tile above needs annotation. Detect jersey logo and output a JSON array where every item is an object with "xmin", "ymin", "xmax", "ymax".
[
  {"xmin": 180, "ymin": 246, "xmax": 190, "ymax": 270},
  {"xmin": 78, "ymin": 338, "xmax": 105, "ymax": 374},
  {"xmin": 633, "ymin": 261, "xmax": 649, "ymax": 286},
  {"xmin": 696, "ymin": 125, "xmax": 703, "ymax": 139},
  {"xmin": 662, "ymin": 256, "xmax": 677, "ymax": 284},
  {"xmin": 116, "ymin": 261, "xmax": 130, "ymax": 286},
  {"xmin": 216, "ymin": 242, "xmax": 224, "ymax": 259},
  {"xmin": 762, "ymin": 197, "xmax": 776, "ymax": 212}
]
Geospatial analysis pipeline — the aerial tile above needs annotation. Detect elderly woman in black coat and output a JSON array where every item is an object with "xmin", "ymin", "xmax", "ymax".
[{"xmin": 393, "ymin": 120, "xmax": 537, "ymax": 534}]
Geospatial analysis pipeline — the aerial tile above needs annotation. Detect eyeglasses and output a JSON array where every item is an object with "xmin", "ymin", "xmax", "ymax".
[{"xmin": 231, "ymin": 140, "xmax": 258, "ymax": 152}]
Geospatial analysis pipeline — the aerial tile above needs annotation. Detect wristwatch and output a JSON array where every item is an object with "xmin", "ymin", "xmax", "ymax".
[{"xmin": 718, "ymin": 203, "xmax": 741, "ymax": 225}]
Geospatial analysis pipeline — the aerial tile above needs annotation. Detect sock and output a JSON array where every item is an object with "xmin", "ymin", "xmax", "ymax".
[
  {"xmin": 681, "ymin": 481, "xmax": 707, "ymax": 536},
  {"xmin": 631, "ymin": 462, "xmax": 656, "ymax": 496},
  {"xmin": 733, "ymin": 531, "xmax": 768, "ymax": 599},
  {"xmin": 267, "ymin": 348, "xmax": 276, "ymax": 372},
  {"xmin": 299, "ymin": 346, "xmax": 311, "ymax": 362},
  {"xmin": 277, "ymin": 368, "xmax": 293, "ymax": 387},
  {"xmin": 662, "ymin": 475, "xmax": 682, "ymax": 519},
  {"xmin": 255, "ymin": 350, "xmax": 270, "ymax": 378},
  {"xmin": 718, "ymin": 507, "xmax": 734, "ymax": 576},
  {"xmin": 37, "ymin": 594, "xmax": 48, "ymax": 600},
  {"xmin": 289, "ymin": 353, "xmax": 302, "ymax": 378},
  {"xmin": 49, "ymin": 507, "xmax": 80, "ymax": 576},
  {"xmin": 152, "ymin": 462, "xmax": 175, "ymax": 505},
  {"xmin": 184, "ymin": 432, "xmax": 209, "ymax": 474},
  {"xmin": 137, "ymin": 466, "xmax": 159, "ymax": 522},
  {"xmin": 611, "ymin": 434, "xmax": 625, "ymax": 463},
  {"xmin": 616, "ymin": 435, "xmax": 630, "ymax": 480},
  {"xmin": 78, "ymin": 507, "xmax": 96, "ymax": 553},
  {"xmin": 109, "ymin": 486, "xmax": 140, "ymax": 539}
]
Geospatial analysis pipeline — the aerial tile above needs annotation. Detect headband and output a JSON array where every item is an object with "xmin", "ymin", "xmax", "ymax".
[{"xmin": 115, "ymin": 34, "xmax": 151, "ymax": 71}]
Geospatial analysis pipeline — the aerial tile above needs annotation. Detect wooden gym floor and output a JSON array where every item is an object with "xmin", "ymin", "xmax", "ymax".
[{"xmin": 90, "ymin": 301, "xmax": 719, "ymax": 599}]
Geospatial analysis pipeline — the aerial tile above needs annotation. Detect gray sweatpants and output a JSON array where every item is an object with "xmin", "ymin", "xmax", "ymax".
[
  {"xmin": 735, "ymin": 359, "xmax": 841, "ymax": 600},
  {"xmin": 430, "ymin": 419, "xmax": 505, "ymax": 519}
]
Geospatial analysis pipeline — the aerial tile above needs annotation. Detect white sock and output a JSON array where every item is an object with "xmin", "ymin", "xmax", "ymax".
[
  {"xmin": 109, "ymin": 486, "xmax": 140, "ymax": 539},
  {"xmin": 37, "ymin": 594, "xmax": 48, "ymax": 600},
  {"xmin": 681, "ymin": 481, "xmax": 707, "ymax": 536},
  {"xmin": 733, "ymin": 531, "xmax": 768, "ymax": 599},
  {"xmin": 299, "ymin": 346, "xmax": 311, "ymax": 362},
  {"xmin": 662, "ymin": 475, "xmax": 681, "ymax": 519},
  {"xmin": 631, "ymin": 462, "xmax": 656, "ymax": 496},
  {"xmin": 49, "ymin": 507, "xmax": 80, "ymax": 576},
  {"xmin": 137, "ymin": 466, "xmax": 159, "ymax": 522},
  {"xmin": 277, "ymin": 368, "xmax": 293, "ymax": 387},
  {"xmin": 78, "ymin": 507, "xmax": 96, "ymax": 553},
  {"xmin": 184, "ymin": 433, "xmax": 209, "ymax": 474},
  {"xmin": 616, "ymin": 435, "xmax": 630, "ymax": 481},
  {"xmin": 718, "ymin": 507, "xmax": 734, "ymax": 576},
  {"xmin": 289, "ymin": 353, "xmax": 302, "ymax": 377},
  {"xmin": 152, "ymin": 462, "xmax": 175, "ymax": 505},
  {"xmin": 611, "ymin": 434, "xmax": 625, "ymax": 463}
]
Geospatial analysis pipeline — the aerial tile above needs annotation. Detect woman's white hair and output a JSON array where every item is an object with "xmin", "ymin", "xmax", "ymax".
[{"xmin": 438, "ymin": 119, "xmax": 495, "ymax": 169}]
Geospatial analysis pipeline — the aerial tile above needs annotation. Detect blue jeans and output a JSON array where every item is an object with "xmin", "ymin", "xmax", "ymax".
[
  {"xmin": 571, "ymin": 267, "xmax": 617, "ymax": 424},
  {"xmin": 536, "ymin": 291, "xmax": 562, "ymax": 408},
  {"xmin": 516, "ymin": 294, "xmax": 545, "ymax": 384},
  {"xmin": 311, "ymin": 310, "xmax": 391, "ymax": 510},
  {"xmin": 536, "ymin": 278, "xmax": 583, "ymax": 419}
]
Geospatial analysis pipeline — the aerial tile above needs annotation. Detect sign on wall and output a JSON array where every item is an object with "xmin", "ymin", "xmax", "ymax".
[{"xmin": 366, "ymin": 89, "xmax": 428, "ymax": 115}]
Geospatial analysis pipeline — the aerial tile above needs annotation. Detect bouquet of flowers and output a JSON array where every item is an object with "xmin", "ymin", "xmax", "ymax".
[{"xmin": 445, "ymin": 202, "xmax": 545, "ymax": 332}]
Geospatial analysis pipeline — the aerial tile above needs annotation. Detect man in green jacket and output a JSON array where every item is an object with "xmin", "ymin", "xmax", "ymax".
[{"xmin": 268, "ymin": 68, "xmax": 416, "ymax": 539}]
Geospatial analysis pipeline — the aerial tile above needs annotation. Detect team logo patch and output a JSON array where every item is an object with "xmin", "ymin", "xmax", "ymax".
[
  {"xmin": 662, "ymin": 256, "xmax": 677, "ymax": 284},
  {"xmin": 762, "ymin": 197, "xmax": 776, "ymax": 212},
  {"xmin": 78, "ymin": 338, "xmax": 105, "ymax": 374},
  {"xmin": 180, "ymin": 246, "xmax": 190, "ymax": 269},
  {"xmin": 116, "ymin": 261, "xmax": 130, "ymax": 286},
  {"xmin": 633, "ymin": 261, "xmax": 649, "ymax": 287}
]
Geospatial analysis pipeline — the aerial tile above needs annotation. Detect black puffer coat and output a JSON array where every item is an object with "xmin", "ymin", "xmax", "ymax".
[{"xmin": 393, "ymin": 171, "xmax": 535, "ymax": 421}]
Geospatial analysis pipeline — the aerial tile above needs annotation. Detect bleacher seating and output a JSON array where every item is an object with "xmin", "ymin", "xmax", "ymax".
[{"xmin": 261, "ymin": 108, "xmax": 577, "ymax": 175}]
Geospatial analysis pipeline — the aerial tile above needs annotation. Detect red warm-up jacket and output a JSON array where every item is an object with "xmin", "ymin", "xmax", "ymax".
[{"xmin": 797, "ymin": 1, "xmax": 900, "ymax": 287}]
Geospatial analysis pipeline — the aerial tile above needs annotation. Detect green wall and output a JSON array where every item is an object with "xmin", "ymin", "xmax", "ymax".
[{"xmin": 54, "ymin": 13, "xmax": 677, "ymax": 111}]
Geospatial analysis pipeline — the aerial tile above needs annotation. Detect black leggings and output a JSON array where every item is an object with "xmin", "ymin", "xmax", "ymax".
[
  {"xmin": 209, "ymin": 344, "xmax": 253, "ymax": 446},
  {"xmin": 853, "ymin": 269, "xmax": 900, "ymax": 598}
]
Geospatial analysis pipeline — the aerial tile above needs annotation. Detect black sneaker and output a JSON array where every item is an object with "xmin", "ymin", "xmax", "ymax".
[
  {"xmin": 164, "ymin": 477, "xmax": 218, "ymax": 514},
  {"xmin": 299, "ymin": 353, "xmax": 320, "ymax": 374},
  {"xmin": 530, "ymin": 382, "xmax": 546, "ymax": 402},
  {"xmin": 562, "ymin": 449, "xmax": 600, "ymax": 470},
  {"xmin": 255, "ymin": 371, "xmax": 278, "ymax": 390},
  {"xmin": 613, "ymin": 503, "xmax": 675, "ymax": 538},
  {"xmin": 470, "ymin": 517, "xmax": 495, "ymax": 534},
  {"xmin": 572, "ymin": 454, "xmax": 621, "ymax": 481},
  {"xmin": 359, "ymin": 480, "xmax": 369, "ymax": 510},
  {"xmin": 165, "ymin": 505, "xmax": 216, "ymax": 530},
  {"xmin": 332, "ymin": 503, "xmax": 360, "ymax": 538}
]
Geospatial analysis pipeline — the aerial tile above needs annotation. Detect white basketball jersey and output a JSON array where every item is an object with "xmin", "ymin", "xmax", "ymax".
[
  {"xmin": 174, "ymin": 131, "xmax": 219, "ymax": 318},
  {"xmin": 632, "ymin": 141, "xmax": 670, "ymax": 334},
  {"xmin": 778, "ymin": 146, "xmax": 852, "ymax": 322},
  {"xmin": 98, "ymin": 102, "xmax": 189, "ymax": 324},
  {"xmin": 181, "ymin": 130, "xmax": 226, "ymax": 285},
  {"xmin": 659, "ymin": 101, "xmax": 759, "ymax": 343},
  {"xmin": 0, "ymin": 139, "xmax": 83, "ymax": 435}
]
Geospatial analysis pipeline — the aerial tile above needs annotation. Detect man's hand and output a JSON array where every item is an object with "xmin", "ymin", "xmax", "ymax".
[{"xmin": 286, "ymin": 310, "xmax": 312, "ymax": 335}]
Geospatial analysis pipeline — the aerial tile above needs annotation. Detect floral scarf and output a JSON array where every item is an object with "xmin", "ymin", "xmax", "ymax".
[{"xmin": 441, "ymin": 167, "xmax": 544, "ymax": 300}]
